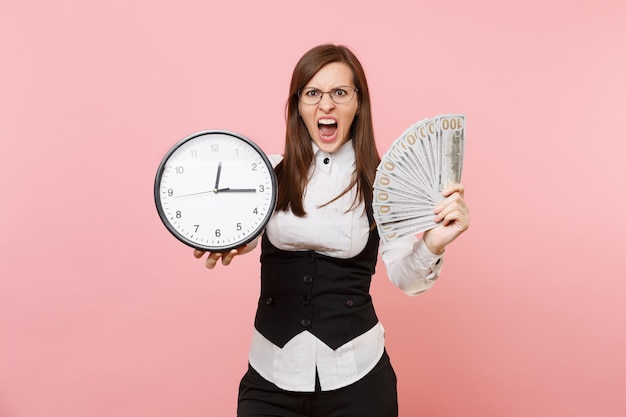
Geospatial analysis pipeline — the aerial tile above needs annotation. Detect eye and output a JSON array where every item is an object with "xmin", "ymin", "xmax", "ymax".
[
  {"xmin": 333, "ymin": 88, "xmax": 347, "ymax": 97},
  {"xmin": 304, "ymin": 88, "xmax": 321, "ymax": 97}
]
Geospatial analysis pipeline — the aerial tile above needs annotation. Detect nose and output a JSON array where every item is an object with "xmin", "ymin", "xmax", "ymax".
[{"xmin": 318, "ymin": 93, "xmax": 335, "ymax": 111}]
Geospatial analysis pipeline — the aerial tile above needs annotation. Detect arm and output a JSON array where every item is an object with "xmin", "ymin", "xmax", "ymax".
[
  {"xmin": 380, "ymin": 235, "xmax": 443, "ymax": 296},
  {"xmin": 380, "ymin": 183, "xmax": 470, "ymax": 295}
]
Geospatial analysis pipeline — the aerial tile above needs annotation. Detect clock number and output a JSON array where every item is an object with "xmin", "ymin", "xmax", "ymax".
[
  {"xmin": 251, "ymin": 163, "xmax": 257, "ymax": 171},
  {"xmin": 175, "ymin": 166, "xmax": 184, "ymax": 174},
  {"xmin": 236, "ymin": 223, "xmax": 242, "ymax": 231},
  {"xmin": 259, "ymin": 185, "xmax": 265, "ymax": 192},
  {"xmin": 167, "ymin": 189, "xmax": 174, "ymax": 197},
  {"xmin": 215, "ymin": 229, "xmax": 221, "ymax": 237},
  {"xmin": 253, "ymin": 207, "xmax": 258, "ymax": 215},
  {"xmin": 176, "ymin": 211, "xmax": 182, "ymax": 218},
  {"xmin": 194, "ymin": 225, "xmax": 200, "ymax": 232},
  {"xmin": 190, "ymin": 150, "xmax": 197, "ymax": 158},
  {"xmin": 211, "ymin": 144, "xmax": 219, "ymax": 152}
]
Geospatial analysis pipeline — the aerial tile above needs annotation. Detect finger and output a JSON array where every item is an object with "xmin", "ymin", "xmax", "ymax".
[
  {"xmin": 221, "ymin": 249, "xmax": 239, "ymax": 266},
  {"xmin": 434, "ymin": 192, "xmax": 466, "ymax": 217},
  {"xmin": 434, "ymin": 198, "xmax": 469, "ymax": 223},
  {"xmin": 233, "ymin": 244, "xmax": 248, "ymax": 255},
  {"xmin": 441, "ymin": 210, "xmax": 459, "ymax": 227},
  {"xmin": 440, "ymin": 207, "xmax": 470, "ymax": 230},
  {"xmin": 223, "ymin": 243, "xmax": 254, "ymax": 265},
  {"xmin": 442, "ymin": 183, "xmax": 465, "ymax": 198},
  {"xmin": 193, "ymin": 249, "xmax": 206, "ymax": 258},
  {"xmin": 205, "ymin": 252, "xmax": 223, "ymax": 269}
]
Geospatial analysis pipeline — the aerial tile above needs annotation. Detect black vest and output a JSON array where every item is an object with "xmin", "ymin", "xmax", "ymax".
[{"xmin": 254, "ymin": 207, "xmax": 380, "ymax": 350}]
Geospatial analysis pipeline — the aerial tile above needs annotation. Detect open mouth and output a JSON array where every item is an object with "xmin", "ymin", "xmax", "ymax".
[{"xmin": 318, "ymin": 118, "xmax": 337, "ymax": 140}]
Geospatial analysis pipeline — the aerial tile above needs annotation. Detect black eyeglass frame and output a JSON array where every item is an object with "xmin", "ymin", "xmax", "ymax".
[{"xmin": 296, "ymin": 86, "xmax": 359, "ymax": 105}]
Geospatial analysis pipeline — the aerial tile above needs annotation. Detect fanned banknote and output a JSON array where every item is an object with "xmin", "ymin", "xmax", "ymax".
[{"xmin": 373, "ymin": 114, "xmax": 465, "ymax": 243}]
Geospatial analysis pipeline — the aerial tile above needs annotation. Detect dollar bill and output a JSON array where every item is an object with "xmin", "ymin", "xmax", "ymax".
[
  {"xmin": 374, "ymin": 163, "xmax": 439, "ymax": 204},
  {"xmin": 373, "ymin": 114, "xmax": 465, "ymax": 242},
  {"xmin": 377, "ymin": 216, "xmax": 439, "ymax": 243},
  {"xmin": 374, "ymin": 186, "xmax": 439, "ymax": 206},
  {"xmin": 438, "ymin": 114, "xmax": 465, "ymax": 191},
  {"xmin": 396, "ymin": 128, "xmax": 435, "ymax": 191},
  {"xmin": 373, "ymin": 205, "xmax": 439, "ymax": 220}
]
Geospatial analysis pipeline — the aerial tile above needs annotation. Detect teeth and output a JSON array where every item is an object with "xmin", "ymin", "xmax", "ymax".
[{"xmin": 318, "ymin": 119, "xmax": 336, "ymax": 125}]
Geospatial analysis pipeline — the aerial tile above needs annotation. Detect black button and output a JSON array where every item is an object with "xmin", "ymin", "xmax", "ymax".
[
  {"xmin": 301, "ymin": 296, "xmax": 311, "ymax": 305},
  {"xmin": 346, "ymin": 299, "xmax": 354, "ymax": 307},
  {"xmin": 266, "ymin": 297, "xmax": 273, "ymax": 305},
  {"xmin": 305, "ymin": 253, "xmax": 315, "ymax": 263},
  {"xmin": 300, "ymin": 318, "xmax": 311, "ymax": 327},
  {"xmin": 303, "ymin": 275, "xmax": 313, "ymax": 284},
  {"xmin": 323, "ymin": 157, "xmax": 330, "ymax": 164}
]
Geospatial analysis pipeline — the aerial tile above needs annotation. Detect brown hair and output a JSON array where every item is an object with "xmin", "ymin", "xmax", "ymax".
[{"xmin": 275, "ymin": 44, "xmax": 380, "ymax": 216}]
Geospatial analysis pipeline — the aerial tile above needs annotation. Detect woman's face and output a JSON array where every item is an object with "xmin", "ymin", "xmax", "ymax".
[{"xmin": 298, "ymin": 62, "xmax": 359, "ymax": 154}]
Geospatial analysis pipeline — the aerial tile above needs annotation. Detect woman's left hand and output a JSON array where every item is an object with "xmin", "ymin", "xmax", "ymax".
[
  {"xmin": 193, "ymin": 239, "xmax": 258, "ymax": 269},
  {"xmin": 423, "ymin": 183, "xmax": 470, "ymax": 255}
]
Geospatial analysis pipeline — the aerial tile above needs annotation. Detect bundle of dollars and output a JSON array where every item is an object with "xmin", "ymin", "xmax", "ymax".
[{"xmin": 373, "ymin": 114, "xmax": 465, "ymax": 243}]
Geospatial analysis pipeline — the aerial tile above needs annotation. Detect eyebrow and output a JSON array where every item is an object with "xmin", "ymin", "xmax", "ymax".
[{"xmin": 303, "ymin": 85, "xmax": 354, "ymax": 90}]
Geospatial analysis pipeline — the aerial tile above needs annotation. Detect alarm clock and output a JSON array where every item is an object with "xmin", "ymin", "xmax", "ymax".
[{"xmin": 154, "ymin": 130, "xmax": 277, "ymax": 252}]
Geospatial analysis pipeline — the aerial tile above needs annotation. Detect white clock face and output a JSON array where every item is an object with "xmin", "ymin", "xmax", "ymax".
[{"xmin": 155, "ymin": 131, "xmax": 277, "ymax": 251}]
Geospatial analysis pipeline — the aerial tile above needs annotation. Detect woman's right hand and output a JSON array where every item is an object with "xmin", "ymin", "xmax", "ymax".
[{"xmin": 193, "ymin": 239, "xmax": 258, "ymax": 269}]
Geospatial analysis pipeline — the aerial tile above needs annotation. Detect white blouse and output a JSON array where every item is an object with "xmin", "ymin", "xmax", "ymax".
[{"xmin": 249, "ymin": 141, "xmax": 443, "ymax": 392}]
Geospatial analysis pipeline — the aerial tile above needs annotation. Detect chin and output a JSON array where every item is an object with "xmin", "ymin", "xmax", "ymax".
[
  {"xmin": 315, "ymin": 135, "xmax": 347, "ymax": 154},
  {"xmin": 316, "ymin": 141, "xmax": 341, "ymax": 154}
]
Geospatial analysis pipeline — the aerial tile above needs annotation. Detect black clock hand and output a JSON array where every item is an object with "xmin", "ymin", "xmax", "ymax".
[
  {"xmin": 213, "ymin": 162, "xmax": 222, "ymax": 192},
  {"xmin": 215, "ymin": 187, "xmax": 257, "ymax": 193}
]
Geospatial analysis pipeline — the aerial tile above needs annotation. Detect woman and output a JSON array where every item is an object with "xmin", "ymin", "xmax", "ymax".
[{"xmin": 194, "ymin": 44, "xmax": 470, "ymax": 417}]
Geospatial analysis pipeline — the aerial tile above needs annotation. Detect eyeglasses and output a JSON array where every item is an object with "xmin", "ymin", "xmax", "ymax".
[{"xmin": 297, "ymin": 86, "xmax": 358, "ymax": 105}]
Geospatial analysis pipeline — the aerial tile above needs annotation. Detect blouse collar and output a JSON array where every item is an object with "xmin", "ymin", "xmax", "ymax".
[{"xmin": 311, "ymin": 140, "xmax": 355, "ymax": 174}]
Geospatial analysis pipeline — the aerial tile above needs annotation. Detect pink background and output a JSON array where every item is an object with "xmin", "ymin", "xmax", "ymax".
[{"xmin": 1, "ymin": 1, "xmax": 625, "ymax": 416}]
